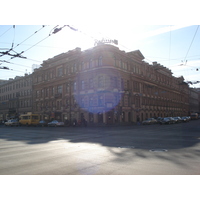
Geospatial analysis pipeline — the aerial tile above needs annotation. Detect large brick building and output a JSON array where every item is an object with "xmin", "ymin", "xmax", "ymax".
[{"xmin": 32, "ymin": 44, "xmax": 190, "ymax": 124}]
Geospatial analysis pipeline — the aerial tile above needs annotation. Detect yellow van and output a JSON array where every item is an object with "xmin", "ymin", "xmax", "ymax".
[
  {"xmin": 191, "ymin": 113, "xmax": 198, "ymax": 120},
  {"xmin": 19, "ymin": 113, "xmax": 40, "ymax": 126}
]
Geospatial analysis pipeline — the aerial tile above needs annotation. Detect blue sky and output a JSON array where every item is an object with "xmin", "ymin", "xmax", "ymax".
[
  {"xmin": 1, "ymin": 24, "xmax": 200, "ymax": 87},
  {"xmin": 1, "ymin": 1, "xmax": 200, "ymax": 88}
]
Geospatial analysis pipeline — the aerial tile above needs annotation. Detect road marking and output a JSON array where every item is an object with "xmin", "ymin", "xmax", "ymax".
[{"xmin": 149, "ymin": 149, "xmax": 168, "ymax": 152}]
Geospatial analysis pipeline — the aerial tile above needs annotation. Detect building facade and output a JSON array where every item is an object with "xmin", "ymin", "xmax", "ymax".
[
  {"xmin": 190, "ymin": 88, "xmax": 200, "ymax": 114},
  {"xmin": 0, "ymin": 74, "xmax": 33, "ymax": 121},
  {"xmin": 32, "ymin": 44, "xmax": 190, "ymax": 124}
]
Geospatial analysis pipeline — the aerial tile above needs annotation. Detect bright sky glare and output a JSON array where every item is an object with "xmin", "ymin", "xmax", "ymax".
[{"xmin": 1, "ymin": 1, "xmax": 200, "ymax": 88}]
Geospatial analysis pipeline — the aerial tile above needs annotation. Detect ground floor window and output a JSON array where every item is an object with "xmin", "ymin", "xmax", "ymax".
[
  {"xmin": 89, "ymin": 112, "xmax": 94, "ymax": 123},
  {"xmin": 98, "ymin": 113, "xmax": 103, "ymax": 123}
]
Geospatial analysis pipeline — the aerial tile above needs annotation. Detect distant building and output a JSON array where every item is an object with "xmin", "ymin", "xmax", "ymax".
[
  {"xmin": 0, "ymin": 74, "xmax": 33, "ymax": 120},
  {"xmin": 189, "ymin": 88, "xmax": 199, "ymax": 113}
]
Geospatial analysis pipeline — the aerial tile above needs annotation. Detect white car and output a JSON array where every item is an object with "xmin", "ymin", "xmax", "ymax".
[
  {"xmin": 47, "ymin": 120, "xmax": 64, "ymax": 127},
  {"xmin": 5, "ymin": 119, "xmax": 19, "ymax": 126}
]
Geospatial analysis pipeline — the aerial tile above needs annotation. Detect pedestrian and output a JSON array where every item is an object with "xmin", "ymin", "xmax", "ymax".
[
  {"xmin": 137, "ymin": 116, "xmax": 140, "ymax": 125},
  {"xmin": 73, "ymin": 118, "xmax": 77, "ymax": 127}
]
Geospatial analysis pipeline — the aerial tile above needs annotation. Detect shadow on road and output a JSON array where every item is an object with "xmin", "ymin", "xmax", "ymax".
[{"xmin": 1, "ymin": 120, "xmax": 200, "ymax": 167}]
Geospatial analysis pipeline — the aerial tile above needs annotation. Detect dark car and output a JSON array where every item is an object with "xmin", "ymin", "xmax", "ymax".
[
  {"xmin": 142, "ymin": 119, "xmax": 152, "ymax": 125},
  {"xmin": 148, "ymin": 118, "xmax": 157, "ymax": 124},
  {"xmin": 181, "ymin": 116, "xmax": 189, "ymax": 122},
  {"xmin": 173, "ymin": 117, "xmax": 182, "ymax": 123},
  {"xmin": 160, "ymin": 117, "xmax": 173, "ymax": 125},
  {"xmin": 38, "ymin": 120, "xmax": 48, "ymax": 127},
  {"xmin": 168, "ymin": 117, "xmax": 176, "ymax": 124}
]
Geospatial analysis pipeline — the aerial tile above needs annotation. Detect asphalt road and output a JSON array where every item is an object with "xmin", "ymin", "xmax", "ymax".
[{"xmin": 0, "ymin": 120, "xmax": 200, "ymax": 175}]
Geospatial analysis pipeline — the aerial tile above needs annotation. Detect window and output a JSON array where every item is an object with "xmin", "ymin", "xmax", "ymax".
[
  {"xmin": 89, "ymin": 59, "xmax": 93, "ymax": 68},
  {"xmin": 41, "ymin": 89, "xmax": 44, "ymax": 97},
  {"xmin": 98, "ymin": 56, "xmax": 102, "ymax": 66},
  {"xmin": 81, "ymin": 80, "xmax": 85, "ymax": 90},
  {"xmin": 57, "ymin": 67, "xmax": 63, "ymax": 77},
  {"xmin": 57, "ymin": 85, "xmax": 63, "ymax": 94},
  {"xmin": 121, "ymin": 78, "xmax": 124, "ymax": 89},
  {"xmin": 73, "ymin": 82, "xmax": 77, "ymax": 92},
  {"xmin": 98, "ymin": 76, "xmax": 104, "ymax": 87},
  {"xmin": 46, "ymin": 88, "xmax": 49, "ymax": 97},
  {"xmin": 66, "ymin": 83, "xmax": 70, "ymax": 93},
  {"xmin": 114, "ymin": 56, "xmax": 117, "ymax": 67},
  {"xmin": 133, "ymin": 81, "xmax": 140, "ymax": 92},
  {"xmin": 89, "ymin": 78, "xmax": 94, "ymax": 89},
  {"xmin": 120, "ymin": 59, "xmax": 124, "ymax": 69},
  {"xmin": 81, "ymin": 62, "xmax": 84, "ymax": 70},
  {"xmin": 135, "ymin": 97, "xmax": 140, "ymax": 107},
  {"xmin": 113, "ymin": 77, "xmax": 118, "ymax": 88},
  {"xmin": 52, "ymin": 87, "xmax": 55, "ymax": 95},
  {"xmin": 57, "ymin": 101, "xmax": 60, "ymax": 109},
  {"xmin": 50, "ymin": 72, "xmax": 53, "ymax": 79},
  {"xmin": 81, "ymin": 98, "xmax": 85, "ymax": 107},
  {"xmin": 36, "ymin": 90, "xmax": 40, "ymax": 98},
  {"xmin": 98, "ymin": 95, "xmax": 103, "ymax": 106},
  {"xmin": 90, "ymin": 97, "xmax": 93, "ymax": 106},
  {"xmin": 73, "ymin": 64, "xmax": 77, "ymax": 73}
]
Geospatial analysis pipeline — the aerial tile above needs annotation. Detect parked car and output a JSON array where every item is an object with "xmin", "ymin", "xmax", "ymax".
[
  {"xmin": 173, "ymin": 117, "xmax": 182, "ymax": 123},
  {"xmin": 4, "ymin": 119, "xmax": 19, "ymax": 126},
  {"xmin": 142, "ymin": 119, "xmax": 152, "ymax": 125},
  {"xmin": 187, "ymin": 116, "xmax": 191, "ymax": 121},
  {"xmin": 142, "ymin": 118, "xmax": 157, "ymax": 125},
  {"xmin": 190, "ymin": 113, "xmax": 198, "ymax": 120},
  {"xmin": 148, "ymin": 118, "xmax": 158, "ymax": 124},
  {"xmin": 168, "ymin": 117, "xmax": 176, "ymax": 124},
  {"xmin": 159, "ymin": 117, "xmax": 173, "ymax": 125},
  {"xmin": 38, "ymin": 120, "xmax": 48, "ymax": 127},
  {"xmin": 47, "ymin": 120, "xmax": 64, "ymax": 127},
  {"xmin": 156, "ymin": 117, "xmax": 163, "ymax": 123},
  {"xmin": 181, "ymin": 116, "xmax": 189, "ymax": 122}
]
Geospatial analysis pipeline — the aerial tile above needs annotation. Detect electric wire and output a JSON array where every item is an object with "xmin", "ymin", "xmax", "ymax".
[
  {"xmin": 1, "ymin": 25, "xmax": 200, "ymax": 85},
  {"xmin": 183, "ymin": 25, "xmax": 199, "ymax": 63},
  {"xmin": 0, "ymin": 26, "xmax": 12, "ymax": 38},
  {"xmin": 0, "ymin": 25, "xmax": 47, "ymax": 61},
  {"xmin": 12, "ymin": 25, "xmax": 46, "ymax": 50},
  {"xmin": 11, "ymin": 25, "xmax": 15, "ymax": 49},
  {"xmin": 13, "ymin": 25, "xmax": 67, "ymax": 59}
]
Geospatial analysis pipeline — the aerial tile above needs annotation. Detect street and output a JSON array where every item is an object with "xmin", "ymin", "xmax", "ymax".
[{"xmin": 0, "ymin": 120, "xmax": 200, "ymax": 174}]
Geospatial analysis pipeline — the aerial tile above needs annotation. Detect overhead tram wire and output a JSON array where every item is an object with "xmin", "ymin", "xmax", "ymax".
[
  {"xmin": 0, "ymin": 26, "xmax": 12, "ymax": 38},
  {"xmin": 183, "ymin": 25, "xmax": 199, "ymax": 64},
  {"xmin": 0, "ymin": 26, "xmax": 47, "ymax": 61},
  {"xmin": 0, "ymin": 25, "xmax": 73, "ymax": 71},
  {"xmin": 0, "ymin": 26, "xmax": 16, "ymax": 58},
  {"xmin": 11, "ymin": 25, "xmax": 68, "ymax": 60},
  {"xmin": 13, "ymin": 25, "xmax": 46, "ymax": 50},
  {"xmin": 4, "ymin": 25, "xmax": 47, "ymax": 62}
]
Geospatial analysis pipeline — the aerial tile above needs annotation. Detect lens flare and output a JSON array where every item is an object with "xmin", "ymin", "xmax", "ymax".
[{"xmin": 74, "ymin": 67, "xmax": 123, "ymax": 114}]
